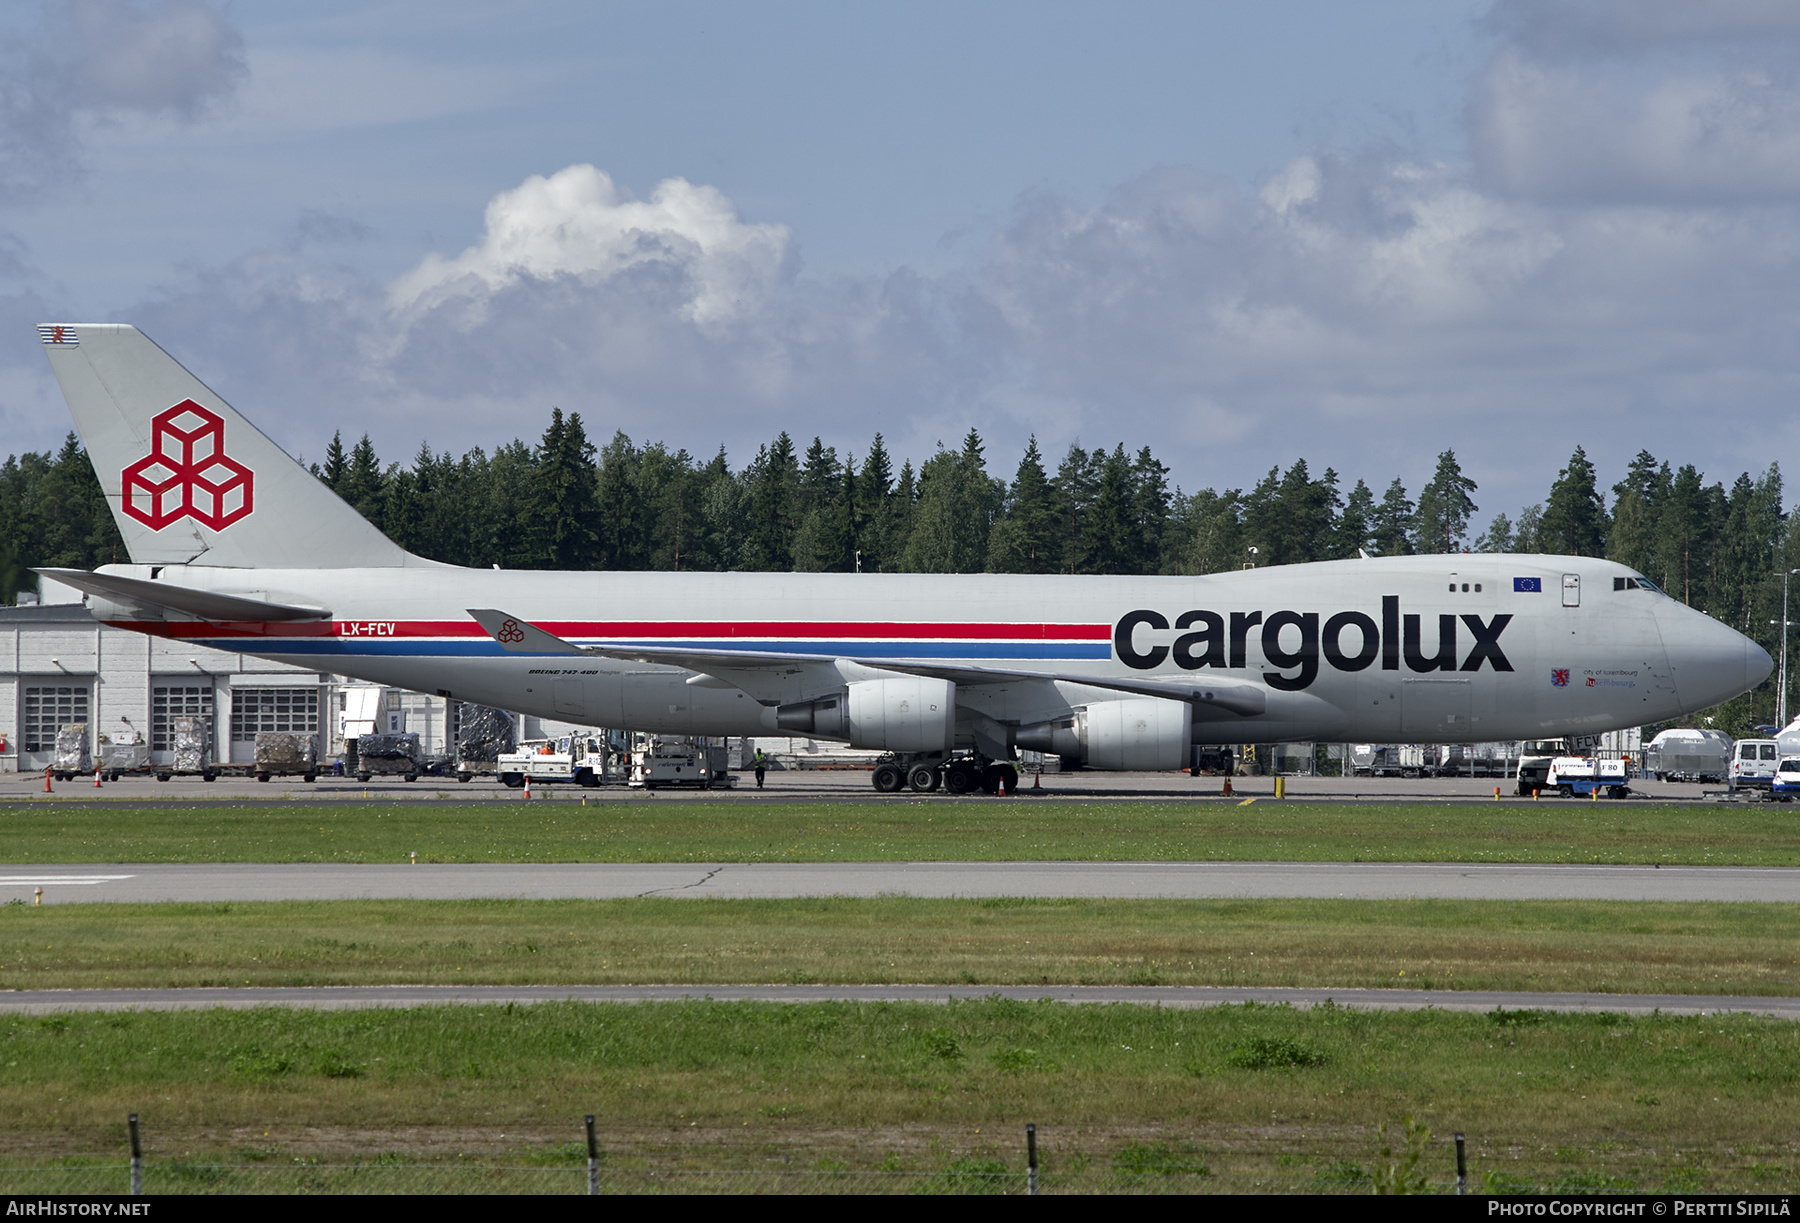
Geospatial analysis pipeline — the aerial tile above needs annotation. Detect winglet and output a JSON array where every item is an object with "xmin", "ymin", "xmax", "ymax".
[{"xmin": 467, "ymin": 609, "xmax": 590, "ymax": 655}]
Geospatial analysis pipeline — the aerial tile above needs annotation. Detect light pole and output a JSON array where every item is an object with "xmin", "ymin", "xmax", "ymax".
[{"xmin": 1777, "ymin": 569, "xmax": 1800, "ymax": 728}]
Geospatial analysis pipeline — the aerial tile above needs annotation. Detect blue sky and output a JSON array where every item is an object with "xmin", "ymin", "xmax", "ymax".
[{"xmin": 3, "ymin": 0, "xmax": 1799, "ymax": 531}]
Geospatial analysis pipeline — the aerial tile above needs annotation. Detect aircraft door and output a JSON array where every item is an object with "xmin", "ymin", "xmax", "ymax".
[
  {"xmin": 552, "ymin": 679, "xmax": 585, "ymax": 719},
  {"xmin": 1400, "ymin": 677, "xmax": 1473, "ymax": 741},
  {"xmin": 1562, "ymin": 574, "xmax": 1580, "ymax": 607}
]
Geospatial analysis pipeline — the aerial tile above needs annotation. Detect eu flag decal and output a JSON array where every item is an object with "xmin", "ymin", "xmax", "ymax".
[{"xmin": 1513, "ymin": 577, "xmax": 1542, "ymax": 592}]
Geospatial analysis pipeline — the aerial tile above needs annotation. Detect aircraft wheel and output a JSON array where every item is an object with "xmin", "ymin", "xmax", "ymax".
[
  {"xmin": 907, "ymin": 765, "xmax": 939, "ymax": 792},
  {"xmin": 998, "ymin": 764, "xmax": 1018, "ymax": 794},
  {"xmin": 943, "ymin": 764, "xmax": 977, "ymax": 795},
  {"xmin": 872, "ymin": 764, "xmax": 905, "ymax": 792},
  {"xmin": 978, "ymin": 766, "xmax": 1001, "ymax": 795}
]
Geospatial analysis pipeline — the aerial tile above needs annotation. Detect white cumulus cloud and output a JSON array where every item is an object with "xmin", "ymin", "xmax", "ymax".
[{"xmin": 387, "ymin": 164, "xmax": 794, "ymax": 327}]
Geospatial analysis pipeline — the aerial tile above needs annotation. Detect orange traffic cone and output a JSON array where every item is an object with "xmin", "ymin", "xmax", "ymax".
[
  {"xmin": 42, "ymin": 767, "xmax": 51, "ymax": 793},
  {"xmin": 1223, "ymin": 776, "xmax": 1233, "ymax": 797},
  {"xmin": 1032, "ymin": 770, "xmax": 1041, "ymax": 790},
  {"xmin": 93, "ymin": 768, "xmax": 102, "ymax": 788},
  {"xmin": 523, "ymin": 779, "xmax": 532, "ymax": 799},
  {"xmin": 998, "ymin": 774, "xmax": 1007, "ymax": 797}
]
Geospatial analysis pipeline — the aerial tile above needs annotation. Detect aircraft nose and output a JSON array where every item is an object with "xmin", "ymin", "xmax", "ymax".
[
  {"xmin": 1748, "ymin": 637, "xmax": 1775, "ymax": 691},
  {"xmin": 1659, "ymin": 602, "xmax": 1772, "ymax": 711}
]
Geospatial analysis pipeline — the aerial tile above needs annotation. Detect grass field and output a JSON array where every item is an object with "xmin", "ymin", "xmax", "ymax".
[
  {"xmin": 6, "ymin": 801, "xmax": 1797, "ymax": 1194},
  {"xmin": 4, "ymin": 799, "xmax": 1800, "ymax": 864},
  {"xmin": 4, "ymin": 896, "xmax": 1799, "ymax": 995},
  {"xmin": 0, "ymin": 999, "xmax": 1793, "ymax": 1193}
]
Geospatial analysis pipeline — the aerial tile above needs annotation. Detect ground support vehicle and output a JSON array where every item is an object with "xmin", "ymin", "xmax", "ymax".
[
  {"xmin": 1515, "ymin": 738, "xmax": 1570, "ymax": 796},
  {"xmin": 1190, "ymin": 745, "xmax": 1235, "ymax": 776},
  {"xmin": 50, "ymin": 723, "xmax": 93, "ymax": 782},
  {"xmin": 1771, "ymin": 757, "xmax": 1800, "ymax": 800},
  {"xmin": 1729, "ymin": 739, "xmax": 1780, "ymax": 791},
  {"xmin": 869, "ymin": 750, "xmax": 1019, "ymax": 795},
  {"xmin": 454, "ymin": 703, "xmax": 517, "ymax": 783},
  {"xmin": 497, "ymin": 735, "xmax": 620, "ymax": 789},
  {"xmin": 1544, "ymin": 755, "xmax": 1630, "ymax": 799},
  {"xmin": 1353, "ymin": 744, "xmax": 1425, "ymax": 778},
  {"xmin": 351, "ymin": 732, "xmax": 423, "ymax": 783},
  {"xmin": 152, "ymin": 714, "xmax": 222, "ymax": 782},
  {"xmin": 1644, "ymin": 728, "xmax": 1732, "ymax": 783},
  {"xmin": 94, "ymin": 735, "xmax": 150, "ymax": 782},
  {"xmin": 628, "ymin": 736, "xmax": 733, "ymax": 789},
  {"xmin": 254, "ymin": 731, "xmax": 318, "ymax": 783}
]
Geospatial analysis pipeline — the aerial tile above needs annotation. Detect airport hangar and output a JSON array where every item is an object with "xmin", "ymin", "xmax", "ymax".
[
  {"xmin": 0, "ymin": 579, "xmax": 457, "ymax": 776},
  {"xmin": 0, "ymin": 581, "xmax": 847, "ymax": 778}
]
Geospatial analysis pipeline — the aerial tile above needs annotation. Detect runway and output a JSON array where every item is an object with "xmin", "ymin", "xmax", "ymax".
[
  {"xmin": 4, "ymin": 860, "xmax": 1800, "ymax": 902},
  {"xmin": 0, "ymin": 982, "xmax": 1791, "ymax": 1018}
]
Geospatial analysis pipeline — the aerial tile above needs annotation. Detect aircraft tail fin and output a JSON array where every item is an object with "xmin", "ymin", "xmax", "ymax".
[{"xmin": 37, "ymin": 323, "xmax": 414, "ymax": 569}]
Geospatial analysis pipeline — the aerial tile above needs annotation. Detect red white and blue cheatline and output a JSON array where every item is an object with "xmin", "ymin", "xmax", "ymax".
[
  {"xmin": 103, "ymin": 617, "xmax": 1116, "ymax": 662},
  {"xmin": 37, "ymin": 325, "xmax": 77, "ymax": 346}
]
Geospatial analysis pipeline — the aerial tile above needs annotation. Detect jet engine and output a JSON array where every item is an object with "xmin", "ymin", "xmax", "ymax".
[
  {"xmin": 1015, "ymin": 697, "xmax": 1191, "ymax": 771},
  {"xmin": 776, "ymin": 677, "xmax": 956, "ymax": 754}
]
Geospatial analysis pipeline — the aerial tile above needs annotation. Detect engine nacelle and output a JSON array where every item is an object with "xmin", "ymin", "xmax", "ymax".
[
  {"xmin": 776, "ymin": 677, "xmax": 955, "ymax": 754},
  {"xmin": 1015, "ymin": 697, "xmax": 1191, "ymax": 771}
]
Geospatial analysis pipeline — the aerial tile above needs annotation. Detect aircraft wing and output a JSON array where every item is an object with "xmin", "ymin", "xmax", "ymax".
[
  {"xmin": 37, "ymin": 568, "xmax": 332, "ymax": 622},
  {"xmin": 467, "ymin": 608, "xmax": 1265, "ymax": 718}
]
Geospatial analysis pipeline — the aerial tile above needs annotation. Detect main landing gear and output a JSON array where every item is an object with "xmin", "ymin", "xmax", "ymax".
[{"xmin": 872, "ymin": 754, "xmax": 1018, "ymax": 796}]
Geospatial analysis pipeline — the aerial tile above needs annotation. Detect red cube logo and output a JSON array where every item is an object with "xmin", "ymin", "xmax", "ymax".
[{"xmin": 120, "ymin": 400, "xmax": 254, "ymax": 530}]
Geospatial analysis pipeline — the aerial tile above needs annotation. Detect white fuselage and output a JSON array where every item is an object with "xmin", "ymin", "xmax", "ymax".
[{"xmin": 87, "ymin": 553, "xmax": 1769, "ymax": 752}]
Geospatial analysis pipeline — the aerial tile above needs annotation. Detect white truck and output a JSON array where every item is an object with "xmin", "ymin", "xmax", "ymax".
[
  {"xmin": 1728, "ymin": 739, "xmax": 1780, "ymax": 791},
  {"xmin": 496, "ymin": 735, "xmax": 620, "ymax": 789},
  {"xmin": 1543, "ymin": 755, "xmax": 1630, "ymax": 799},
  {"xmin": 628, "ymin": 734, "xmax": 734, "ymax": 789}
]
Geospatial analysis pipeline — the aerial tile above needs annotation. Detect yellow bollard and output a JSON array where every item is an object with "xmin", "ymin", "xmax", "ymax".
[
  {"xmin": 1591, "ymin": 787, "xmax": 1598, "ymax": 802},
  {"xmin": 1274, "ymin": 776, "xmax": 1285, "ymax": 799},
  {"xmin": 1533, "ymin": 789, "xmax": 1539, "ymax": 801},
  {"xmin": 1493, "ymin": 786, "xmax": 1500, "ymax": 800}
]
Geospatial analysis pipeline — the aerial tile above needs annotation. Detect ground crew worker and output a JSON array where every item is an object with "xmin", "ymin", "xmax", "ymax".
[{"xmin": 753, "ymin": 748, "xmax": 767, "ymax": 789}]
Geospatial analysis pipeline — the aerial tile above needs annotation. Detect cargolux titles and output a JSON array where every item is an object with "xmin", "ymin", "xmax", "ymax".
[{"xmin": 1115, "ymin": 596, "xmax": 1512, "ymax": 691}]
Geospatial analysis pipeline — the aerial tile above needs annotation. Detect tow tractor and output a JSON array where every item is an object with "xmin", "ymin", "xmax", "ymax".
[
  {"xmin": 1515, "ymin": 738, "xmax": 1568, "ymax": 796},
  {"xmin": 1544, "ymin": 756, "xmax": 1630, "ymax": 799},
  {"xmin": 496, "ymin": 735, "xmax": 620, "ymax": 789}
]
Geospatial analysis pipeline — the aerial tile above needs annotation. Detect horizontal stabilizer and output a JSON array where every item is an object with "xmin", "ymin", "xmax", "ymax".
[
  {"xmin": 35, "ymin": 568, "xmax": 331, "ymax": 622},
  {"xmin": 466, "ymin": 608, "xmax": 590, "ymax": 655}
]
